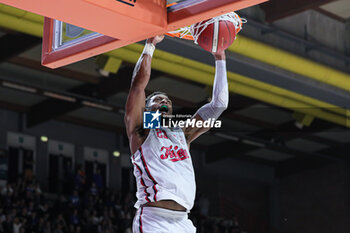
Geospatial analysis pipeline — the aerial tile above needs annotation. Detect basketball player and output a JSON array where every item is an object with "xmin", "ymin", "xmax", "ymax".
[{"xmin": 125, "ymin": 35, "xmax": 228, "ymax": 233}]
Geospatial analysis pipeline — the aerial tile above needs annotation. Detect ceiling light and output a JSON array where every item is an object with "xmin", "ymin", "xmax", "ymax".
[
  {"xmin": 82, "ymin": 101, "xmax": 113, "ymax": 111},
  {"xmin": 214, "ymin": 132, "xmax": 239, "ymax": 141},
  {"xmin": 2, "ymin": 81, "xmax": 37, "ymax": 93},
  {"xmin": 113, "ymin": 151, "xmax": 120, "ymax": 157},
  {"xmin": 242, "ymin": 139, "xmax": 265, "ymax": 148},
  {"xmin": 44, "ymin": 91, "xmax": 76, "ymax": 102}
]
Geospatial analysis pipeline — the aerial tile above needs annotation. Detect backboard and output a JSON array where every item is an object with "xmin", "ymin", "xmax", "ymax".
[{"xmin": 0, "ymin": 0, "xmax": 268, "ymax": 68}]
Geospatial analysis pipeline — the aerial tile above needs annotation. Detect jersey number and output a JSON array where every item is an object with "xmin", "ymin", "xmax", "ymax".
[{"xmin": 156, "ymin": 129, "xmax": 168, "ymax": 139}]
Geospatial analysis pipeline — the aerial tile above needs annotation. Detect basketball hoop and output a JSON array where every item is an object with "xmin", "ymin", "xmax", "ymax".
[{"xmin": 165, "ymin": 12, "xmax": 246, "ymax": 44}]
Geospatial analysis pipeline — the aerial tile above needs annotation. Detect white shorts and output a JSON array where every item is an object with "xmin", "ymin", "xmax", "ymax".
[{"xmin": 132, "ymin": 207, "xmax": 196, "ymax": 233}]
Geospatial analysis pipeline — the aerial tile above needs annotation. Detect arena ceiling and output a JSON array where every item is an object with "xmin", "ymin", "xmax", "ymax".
[{"xmin": 0, "ymin": 0, "xmax": 349, "ymax": 177}]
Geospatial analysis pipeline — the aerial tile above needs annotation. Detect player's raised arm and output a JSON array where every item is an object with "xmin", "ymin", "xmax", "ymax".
[
  {"xmin": 124, "ymin": 35, "xmax": 164, "ymax": 152},
  {"xmin": 183, "ymin": 51, "xmax": 229, "ymax": 144}
]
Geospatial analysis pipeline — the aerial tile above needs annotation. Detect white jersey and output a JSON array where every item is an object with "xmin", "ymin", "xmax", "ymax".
[{"xmin": 131, "ymin": 127, "xmax": 196, "ymax": 211}]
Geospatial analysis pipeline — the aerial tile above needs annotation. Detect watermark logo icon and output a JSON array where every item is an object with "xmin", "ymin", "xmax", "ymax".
[{"xmin": 143, "ymin": 110, "xmax": 161, "ymax": 129}]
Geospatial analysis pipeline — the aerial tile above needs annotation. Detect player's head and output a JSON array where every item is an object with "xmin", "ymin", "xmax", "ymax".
[{"xmin": 145, "ymin": 91, "xmax": 173, "ymax": 115}]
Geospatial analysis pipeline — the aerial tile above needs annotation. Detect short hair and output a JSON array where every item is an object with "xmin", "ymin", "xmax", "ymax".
[{"xmin": 145, "ymin": 91, "xmax": 168, "ymax": 109}]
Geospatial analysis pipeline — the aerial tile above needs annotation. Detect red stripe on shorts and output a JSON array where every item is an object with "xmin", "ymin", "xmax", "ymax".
[{"xmin": 139, "ymin": 207, "xmax": 144, "ymax": 233}]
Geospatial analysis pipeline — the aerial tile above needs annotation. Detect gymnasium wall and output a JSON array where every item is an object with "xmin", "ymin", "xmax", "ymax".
[
  {"xmin": 0, "ymin": 108, "xmax": 123, "ymax": 190},
  {"xmin": 278, "ymin": 162, "xmax": 350, "ymax": 233},
  {"xmin": 196, "ymin": 158, "xmax": 273, "ymax": 219}
]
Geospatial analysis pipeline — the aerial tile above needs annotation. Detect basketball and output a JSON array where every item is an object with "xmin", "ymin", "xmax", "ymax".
[{"xmin": 195, "ymin": 20, "xmax": 237, "ymax": 53}]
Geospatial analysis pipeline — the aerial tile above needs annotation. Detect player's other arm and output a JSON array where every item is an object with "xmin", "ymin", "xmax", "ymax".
[
  {"xmin": 124, "ymin": 35, "xmax": 164, "ymax": 153},
  {"xmin": 184, "ymin": 51, "xmax": 228, "ymax": 144}
]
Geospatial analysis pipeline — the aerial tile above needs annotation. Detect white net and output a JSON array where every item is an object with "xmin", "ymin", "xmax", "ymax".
[{"xmin": 166, "ymin": 12, "xmax": 247, "ymax": 44}]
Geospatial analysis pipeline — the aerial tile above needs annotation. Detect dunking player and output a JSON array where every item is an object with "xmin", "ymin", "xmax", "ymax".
[{"xmin": 125, "ymin": 35, "xmax": 228, "ymax": 233}]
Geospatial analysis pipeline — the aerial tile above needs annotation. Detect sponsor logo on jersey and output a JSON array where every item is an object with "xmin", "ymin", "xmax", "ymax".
[{"xmin": 160, "ymin": 145, "xmax": 189, "ymax": 162}]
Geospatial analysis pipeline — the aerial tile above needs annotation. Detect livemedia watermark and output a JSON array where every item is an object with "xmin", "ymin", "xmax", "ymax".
[{"xmin": 143, "ymin": 110, "xmax": 222, "ymax": 129}]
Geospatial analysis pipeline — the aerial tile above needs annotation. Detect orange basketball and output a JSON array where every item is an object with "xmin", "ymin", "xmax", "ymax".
[{"xmin": 195, "ymin": 20, "xmax": 236, "ymax": 53}]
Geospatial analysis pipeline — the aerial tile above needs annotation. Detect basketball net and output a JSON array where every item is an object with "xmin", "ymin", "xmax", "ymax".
[{"xmin": 166, "ymin": 12, "xmax": 246, "ymax": 44}]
